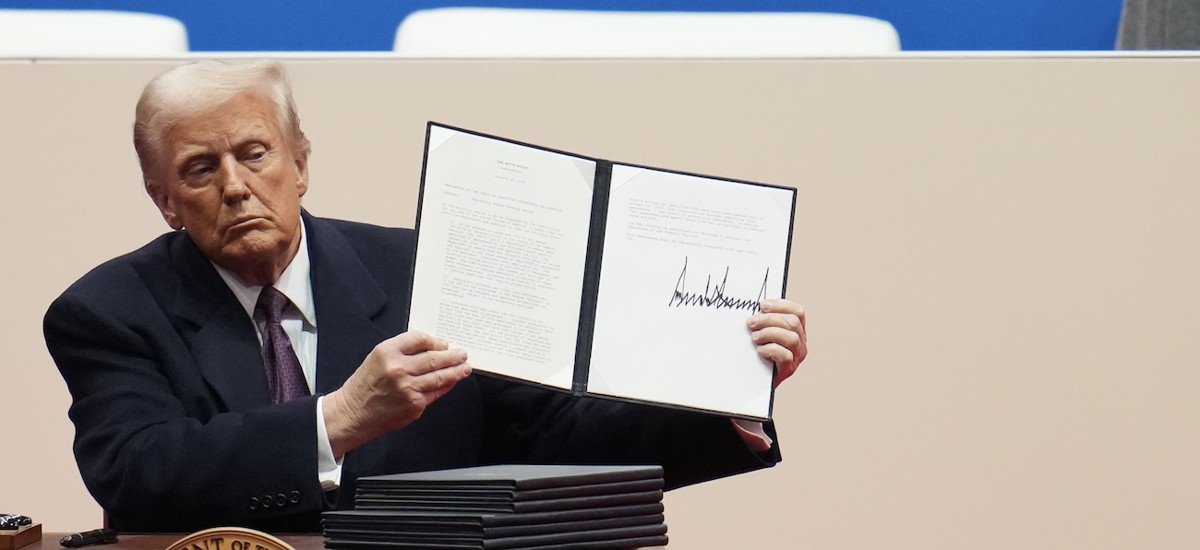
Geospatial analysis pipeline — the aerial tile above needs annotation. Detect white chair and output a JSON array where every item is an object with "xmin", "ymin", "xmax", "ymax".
[
  {"xmin": 0, "ymin": 9, "xmax": 188, "ymax": 57},
  {"xmin": 394, "ymin": 8, "xmax": 900, "ymax": 58}
]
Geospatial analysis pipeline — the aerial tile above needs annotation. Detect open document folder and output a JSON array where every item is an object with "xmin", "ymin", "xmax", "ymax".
[{"xmin": 407, "ymin": 123, "xmax": 796, "ymax": 421}]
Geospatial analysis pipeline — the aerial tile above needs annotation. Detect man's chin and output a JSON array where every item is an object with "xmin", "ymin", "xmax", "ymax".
[
  {"xmin": 210, "ymin": 232, "xmax": 294, "ymax": 280},
  {"xmin": 236, "ymin": 230, "xmax": 292, "ymax": 254}
]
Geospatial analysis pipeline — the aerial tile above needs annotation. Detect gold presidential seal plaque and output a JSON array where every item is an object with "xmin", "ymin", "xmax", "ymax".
[{"xmin": 164, "ymin": 527, "xmax": 295, "ymax": 550}]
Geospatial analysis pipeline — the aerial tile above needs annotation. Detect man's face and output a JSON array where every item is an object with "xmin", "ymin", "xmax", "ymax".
[{"xmin": 148, "ymin": 91, "xmax": 309, "ymax": 284}]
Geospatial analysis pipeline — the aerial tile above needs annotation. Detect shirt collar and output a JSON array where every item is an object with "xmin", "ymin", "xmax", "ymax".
[{"xmin": 211, "ymin": 221, "xmax": 317, "ymax": 328}]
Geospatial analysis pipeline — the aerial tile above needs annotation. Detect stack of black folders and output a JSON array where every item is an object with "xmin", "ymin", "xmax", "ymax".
[{"xmin": 322, "ymin": 464, "xmax": 668, "ymax": 549}]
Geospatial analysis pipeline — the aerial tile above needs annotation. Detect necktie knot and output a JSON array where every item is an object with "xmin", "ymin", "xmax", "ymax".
[{"xmin": 256, "ymin": 286, "xmax": 291, "ymax": 324}]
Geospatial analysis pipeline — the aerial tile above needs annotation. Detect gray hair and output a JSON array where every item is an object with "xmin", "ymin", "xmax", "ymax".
[{"xmin": 133, "ymin": 60, "xmax": 311, "ymax": 188}]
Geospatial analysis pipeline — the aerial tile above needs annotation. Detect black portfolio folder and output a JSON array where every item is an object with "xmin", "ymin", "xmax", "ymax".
[
  {"xmin": 323, "ymin": 502, "xmax": 665, "ymax": 531},
  {"xmin": 355, "ymin": 464, "xmax": 663, "ymax": 492},
  {"xmin": 324, "ymin": 523, "xmax": 668, "ymax": 549},
  {"xmin": 323, "ymin": 532, "xmax": 669, "ymax": 550},
  {"xmin": 353, "ymin": 490, "xmax": 663, "ymax": 514},
  {"xmin": 353, "ymin": 465, "xmax": 664, "ymax": 513},
  {"xmin": 354, "ymin": 477, "xmax": 664, "ymax": 502},
  {"xmin": 324, "ymin": 511, "xmax": 664, "ymax": 539},
  {"xmin": 325, "ymin": 465, "xmax": 669, "ymax": 549}
]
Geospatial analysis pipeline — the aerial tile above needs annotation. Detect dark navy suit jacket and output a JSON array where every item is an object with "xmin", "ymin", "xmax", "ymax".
[{"xmin": 44, "ymin": 213, "xmax": 779, "ymax": 533}]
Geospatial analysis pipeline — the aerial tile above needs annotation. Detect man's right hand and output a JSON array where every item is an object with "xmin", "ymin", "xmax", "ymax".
[{"xmin": 322, "ymin": 331, "xmax": 472, "ymax": 459}]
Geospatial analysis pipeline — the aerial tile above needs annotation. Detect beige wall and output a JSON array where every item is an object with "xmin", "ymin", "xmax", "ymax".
[{"xmin": 2, "ymin": 56, "xmax": 1198, "ymax": 548}]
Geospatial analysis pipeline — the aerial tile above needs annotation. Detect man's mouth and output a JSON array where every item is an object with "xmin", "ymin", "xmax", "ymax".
[{"xmin": 227, "ymin": 215, "xmax": 269, "ymax": 232}]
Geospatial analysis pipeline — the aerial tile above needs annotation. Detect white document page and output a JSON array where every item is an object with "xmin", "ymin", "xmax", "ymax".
[
  {"xmin": 408, "ymin": 126, "xmax": 595, "ymax": 390},
  {"xmin": 587, "ymin": 165, "xmax": 794, "ymax": 419}
]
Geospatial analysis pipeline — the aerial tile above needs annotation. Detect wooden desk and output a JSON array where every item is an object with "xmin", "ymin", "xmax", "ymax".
[
  {"xmin": 26, "ymin": 533, "xmax": 656, "ymax": 549},
  {"xmin": 27, "ymin": 534, "xmax": 324, "ymax": 550}
]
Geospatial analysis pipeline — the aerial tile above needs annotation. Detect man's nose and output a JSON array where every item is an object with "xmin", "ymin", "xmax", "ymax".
[{"xmin": 218, "ymin": 156, "xmax": 252, "ymax": 203}]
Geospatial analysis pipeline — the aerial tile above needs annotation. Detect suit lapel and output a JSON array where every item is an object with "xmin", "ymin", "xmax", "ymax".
[
  {"xmin": 304, "ymin": 214, "xmax": 391, "ymax": 396},
  {"xmin": 165, "ymin": 214, "xmax": 394, "ymax": 412},
  {"xmin": 167, "ymin": 234, "xmax": 272, "ymax": 412}
]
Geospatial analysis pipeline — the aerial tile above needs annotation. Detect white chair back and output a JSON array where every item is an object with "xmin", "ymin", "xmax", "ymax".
[
  {"xmin": 394, "ymin": 8, "xmax": 900, "ymax": 58},
  {"xmin": 0, "ymin": 9, "xmax": 188, "ymax": 57}
]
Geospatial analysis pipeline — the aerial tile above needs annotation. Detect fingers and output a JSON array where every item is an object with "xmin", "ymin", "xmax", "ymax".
[
  {"xmin": 751, "ymin": 327, "xmax": 801, "ymax": 369},
  {"xmin": 392, "ymin": 330, "xmax": 449, "ymax": 355},
  {"xmin": 755, "ymin": 342, "xmax": 796, "ymax": 385},
  {"xmin": 748, "ymin": 299, "xmax": 805, "ymax": 333},
  {"xmin": 378, "ymin": 330, "xmax": 471, "ymax": 391},
  {"xmin": 761, "ymin": 298, "xmax": 805, "ymax": 319},
  {"xmin": 750, "ymin": 325, "xmax": 802, "ymax": 352},
  {"xmin": 413, "ymin": 347, "xmax": 467, "ymax": 377},
  {"xmin": 418, "ymin": 363, "xmax": 474, "ymax": 401},
  {"xmin": 381, "ymin": 330, "xmax": 468, "ymax": 379},
  {"xmin": 411, "ymin": 361, "xmax": 473, "ymax": 393},
  {"xmin": 747, "ymin": 299, "xmax": 808, "ymax": 387}
]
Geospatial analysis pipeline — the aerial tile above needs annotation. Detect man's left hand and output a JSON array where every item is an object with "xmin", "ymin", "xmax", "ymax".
[
  {"xmin": 747, "ymin": 298, "xmax": 807, "ymax": 388},
  {"xmin": 734, "ymin": 299, "xmax": 807, "ymax": 452}
]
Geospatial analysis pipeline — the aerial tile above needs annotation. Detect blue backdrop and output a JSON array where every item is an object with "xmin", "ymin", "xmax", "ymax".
[{"xmin": 0, "ymin": 0, "xmax": 1124, "ymax": 51}]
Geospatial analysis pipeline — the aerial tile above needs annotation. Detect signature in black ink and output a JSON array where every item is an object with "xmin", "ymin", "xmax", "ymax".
[{"xmin": 668, "ymin": 257, "xmax": 767, "ymax": 312}]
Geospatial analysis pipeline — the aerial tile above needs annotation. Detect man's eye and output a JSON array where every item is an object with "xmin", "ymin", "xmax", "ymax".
[
  {"xmin": 186, "ymin": 163, "xmax": 213, "ymax": 178},
  {"xmin": 245, "ymin": 146, "xmax": 268, "ymax": 162}
]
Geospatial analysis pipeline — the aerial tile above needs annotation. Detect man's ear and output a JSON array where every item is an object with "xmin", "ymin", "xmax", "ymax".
[
  {"xmin": 145, "ymin": 178, "xmax": 183, "ymax": 230},
  {"xmin": 294, "ymin": 150, "xmax": 310, "ymax": 198}
]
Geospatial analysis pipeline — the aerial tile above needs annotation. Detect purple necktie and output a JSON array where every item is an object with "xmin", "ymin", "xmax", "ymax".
[{"xmin": 256, "ymin": 286, "xmax": 309, "ymax": 403}]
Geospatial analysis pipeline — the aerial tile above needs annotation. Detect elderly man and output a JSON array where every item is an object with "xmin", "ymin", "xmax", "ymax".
[{"xmin": 44, "ymin": 60, "xmax": 807, "ymax": 533}]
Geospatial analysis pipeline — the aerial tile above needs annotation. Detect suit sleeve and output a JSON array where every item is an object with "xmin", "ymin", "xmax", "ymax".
[
  {"xmin": 44, "ymin": 290, "xmax": 326, "ymax": 533},
  {"xmin": 477, "ymin": 377, "xmax": 781, "ymax": 490}
]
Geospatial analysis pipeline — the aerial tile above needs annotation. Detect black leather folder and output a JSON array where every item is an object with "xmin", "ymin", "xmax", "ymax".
[
  {"xmin": 355, "ymin": 464, "xmax": 663, "ymax": 492},
  {"xmin": 324, "ymin": 523, "xmax": 668, "ymax": 549},
  {"xmin": 324, "ymin": 465, "xmax": 670, "ymax": 548}
]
